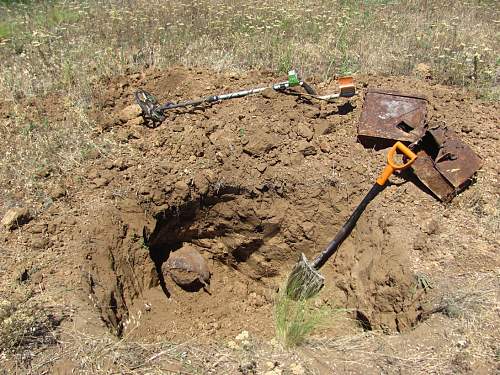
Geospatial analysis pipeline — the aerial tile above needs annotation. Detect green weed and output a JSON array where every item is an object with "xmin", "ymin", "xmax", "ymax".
[
  {"xmin": 21, "ymin": 122, "xmax": 37, "ymax": 136},
  {"xmin": 0, "ymin": 21, "xmax": 12, "ymax": 40},
  {"xmin": 274, "ymin": 284, "xmax": 331, "ymax": 348},
  {"xmin": 40, "ymin": 6, "xmax": 80, "ymax": 27},
  {"xmin": 277, "ymin": 48, "xmax": 293, "ymax": 74}
]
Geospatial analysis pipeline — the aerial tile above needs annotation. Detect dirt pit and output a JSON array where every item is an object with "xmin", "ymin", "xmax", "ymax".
[
  {"xmin": 77, "ymin": 67, "xmax": 432, "ymax": 341},
  {"xmin": 83, "ymin": 184, "xmax": 422, "ymax": 340}
]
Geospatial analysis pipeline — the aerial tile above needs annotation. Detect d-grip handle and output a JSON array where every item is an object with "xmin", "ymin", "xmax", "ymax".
[{"xmin": 376, "ymin": 141, "xmax": 417, "ymax": 186}]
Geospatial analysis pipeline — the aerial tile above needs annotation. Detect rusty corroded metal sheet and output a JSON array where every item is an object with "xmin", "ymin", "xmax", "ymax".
[
  {"xmin": 428, "ymin": 126, "xmax": 483, "ymax": 189},
  {"xmin": 358, "ymin": 90, "xmax": 428, "ymax": 147},
  {"xmin": 357, "ymin": 89, "xmax": 482, "ymax": 202},
  {"xmin": 412, "ymin": 150, "xmax": 456, "ymax": 201},
  {"xmin": 412, "ymin": 126, "xmax": 483, "ymax": 202}
]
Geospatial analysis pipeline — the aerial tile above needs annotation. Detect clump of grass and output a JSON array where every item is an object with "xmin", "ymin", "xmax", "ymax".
[
  {"xmin": 274, "ymin": 282, "xmax": 330, "ymax": 348},
  {"xmin": 0, "ymin": 297, "xmax": 60, "ymax": 354}
]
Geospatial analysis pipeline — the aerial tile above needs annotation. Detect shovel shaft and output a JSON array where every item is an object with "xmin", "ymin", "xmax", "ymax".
[
  {"xmin": 311, "ymin": 142, "xmax": 417, "ymax": 270},
  {"xmin": 311, "ymin": 183, "xmax": 383, "ymax": 270}
]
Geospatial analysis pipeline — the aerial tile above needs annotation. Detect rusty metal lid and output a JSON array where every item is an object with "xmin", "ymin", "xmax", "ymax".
[
  {"xmin": 357, "ymin": 90, "xmax": 482, "ymax": 202},
  {"xmin": 358, "ymin": 90, "xmax": 428, "ymax": 147}
]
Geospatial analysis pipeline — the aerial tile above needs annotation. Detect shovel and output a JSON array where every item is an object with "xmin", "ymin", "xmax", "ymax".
[{"xmin": 285, "ymin": 141, "xmax": 417, "ymax": 300}]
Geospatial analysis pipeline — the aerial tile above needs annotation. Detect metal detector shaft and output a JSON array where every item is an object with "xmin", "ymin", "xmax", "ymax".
[
  {"xmin": 157, "ymin": 83, "xmax": 286, "ymax": 111},
  {"xmin": 157, "ymin": 80, "xmax": 315, "ymax": 112},
  {"xmin": 135, "ymin": 70, "xmax": 322, "ymax": 124}
]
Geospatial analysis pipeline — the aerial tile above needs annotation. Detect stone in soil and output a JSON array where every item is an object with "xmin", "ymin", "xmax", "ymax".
[{"xmin": 1, "ymin": 207, "xmax": 32, "ymax": 230}]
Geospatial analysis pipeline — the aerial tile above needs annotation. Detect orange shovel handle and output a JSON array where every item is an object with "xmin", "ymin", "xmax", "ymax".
[{"xmin": 376, "ymin": 141, "xmax": 417, "ymax": 186}]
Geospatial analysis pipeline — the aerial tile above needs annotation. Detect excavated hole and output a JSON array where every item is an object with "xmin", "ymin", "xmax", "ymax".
[
  {"xmin": 84, "ymin": 184, "xmax": 425, "ymax": 339},
  {"xmin": 143, "ymin": 186, "xmax": 283, "ymax": 297}
]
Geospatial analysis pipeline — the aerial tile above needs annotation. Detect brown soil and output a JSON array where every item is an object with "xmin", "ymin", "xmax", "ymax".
[
  {"xmin": 1, "ymin": 66, "xmax": 498, "ymax": 373},
  {"xmin": 79, "ymin": 67, "xmax": 434, "ymax": 341}
]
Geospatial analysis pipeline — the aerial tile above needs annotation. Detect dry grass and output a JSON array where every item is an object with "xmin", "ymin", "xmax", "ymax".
[
  {"xmin": 0, "ymin": 0, "xmax": 498, "ymax": 98},
  {"xmin": 0, "ymin": 95, "xmax": 112, "ymax": 209},
  {"xmin": 302, "ymin": 273, "xmax": 499, "ymax": 373},
  {"xmin": 53, "ymin": 331, "xmax": 219, "ymax": 374},
  {"xmin": 10, "ymin": 324, "xmax": 313, "ymax": 374},
  {"xmin": 0, "ymin": 286, "xmax": 62, "ymax": 368}
]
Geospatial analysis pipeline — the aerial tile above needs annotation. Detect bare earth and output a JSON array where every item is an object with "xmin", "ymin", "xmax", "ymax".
[{"xmin": 0, "ymin": 67, "xmax": 498, "ymax": 374}]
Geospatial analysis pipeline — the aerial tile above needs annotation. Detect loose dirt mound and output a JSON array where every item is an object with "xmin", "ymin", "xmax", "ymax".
[
  {"xmin": 1, "ymin": 65, "xmax": 498, "ymax": 373},
  {"xmin": 77, "ymin": 67, "xmax": 436, "ymax": 340}
]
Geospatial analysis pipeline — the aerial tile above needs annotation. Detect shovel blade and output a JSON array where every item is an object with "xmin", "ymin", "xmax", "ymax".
[{"xmin": 285, "ymin": 253, "xmax": 325, "ymax": 300}]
